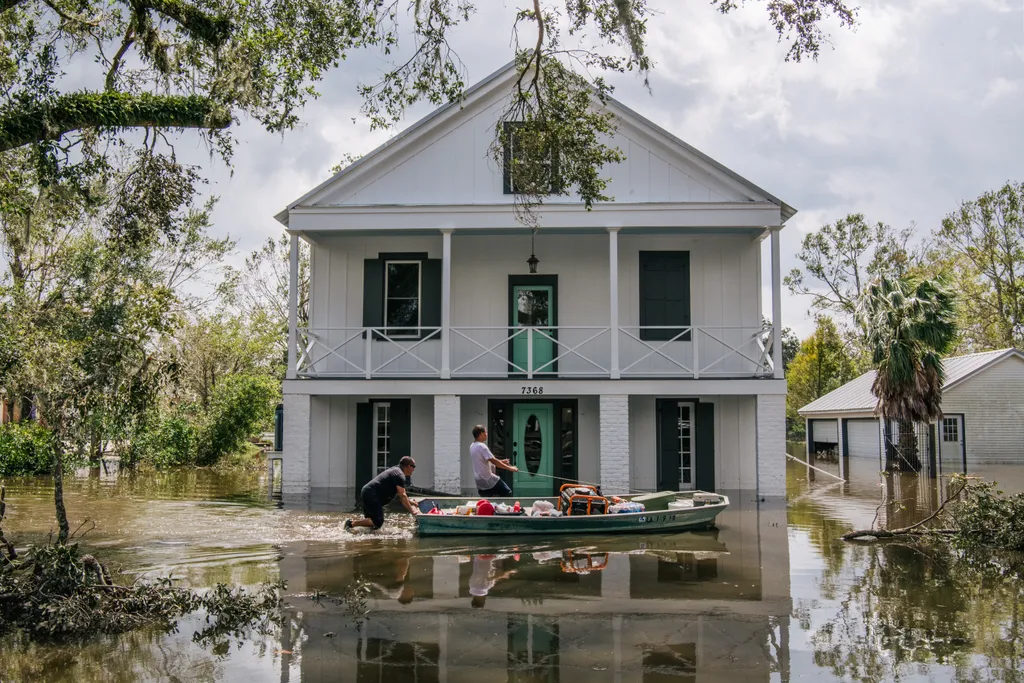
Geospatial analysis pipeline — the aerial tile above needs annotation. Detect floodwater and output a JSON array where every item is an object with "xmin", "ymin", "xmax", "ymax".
[{"xmin": 0, "ymin": 459, "xmax": 1023, "ymax": 682}]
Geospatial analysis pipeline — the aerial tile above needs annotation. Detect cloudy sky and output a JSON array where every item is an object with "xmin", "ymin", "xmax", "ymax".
[{"xmin": 195, "ymin": 0, "xmax": 1024, "ymax": 339}]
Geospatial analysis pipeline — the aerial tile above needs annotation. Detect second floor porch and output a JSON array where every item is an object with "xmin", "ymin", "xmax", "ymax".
[{"xmin": 287, "ymin": 227, "xmax": 786, "ymax": 381}]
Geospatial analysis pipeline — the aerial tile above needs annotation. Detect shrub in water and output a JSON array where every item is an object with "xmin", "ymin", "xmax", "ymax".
[
  {"xmin": 195, "ymin": 374, "xmax": 278, "ymax": 466},
  {"xmin": 949, "ymin": 477, "xmax": 1024, "ymax": 552},
  {"xmin": 0, "ymin": 422, "xmax": 60, "ymax": 476}
]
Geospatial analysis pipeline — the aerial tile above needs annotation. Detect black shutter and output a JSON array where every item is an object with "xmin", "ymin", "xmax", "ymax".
[
  {"xmin": 362, "ymin": 259, "xmax": 384, "ymax": 330},
  {"xmin": 657, "ymin": 400, "xmax": 680, "ymax": 491},
  {"xmin": 421, "ymin": 259, "xmax": 442, "ymax": 339},
  {"xmin": 640, "ymin": 252, "xmax": 691, "ymax": 341},
  {"xmin": 356, "ymin": 402, "xmax": 372, "ymax": 492},
  {"xmin": 389, "ymin": 399, "xmax": 411, "ymax": 468},
  {"xmin": 695, "ymin": 402, "xmax": 715, "ymax": 492}
]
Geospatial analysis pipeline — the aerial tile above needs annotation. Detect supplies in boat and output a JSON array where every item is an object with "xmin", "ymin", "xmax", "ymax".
[
  {"xmin": 608, "ymin": 501, "xmax": 645, "ymax": 514},
  {"xmin": 557, "ymin": 484, "xmax": 609, "ymax": 516}
]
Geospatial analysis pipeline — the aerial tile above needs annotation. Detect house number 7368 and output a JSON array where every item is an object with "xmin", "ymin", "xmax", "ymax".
[{"xmin": 521, "ymin": 386, "xmax": 544, "ymax": 395}]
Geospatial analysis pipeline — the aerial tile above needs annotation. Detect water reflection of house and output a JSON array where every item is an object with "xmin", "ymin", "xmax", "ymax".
[{"xmin": 275, "ymin": 496, "xmax": 789, "ymax": 682}]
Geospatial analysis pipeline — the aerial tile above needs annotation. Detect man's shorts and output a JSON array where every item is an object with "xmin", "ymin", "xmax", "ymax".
[
  {"xmin": 361, "ymin": 491, "xmax": 385, "ymax": 529},
  {"xmin": 478, "ymin": 478, "xmax": 513, "ymax": 498}
]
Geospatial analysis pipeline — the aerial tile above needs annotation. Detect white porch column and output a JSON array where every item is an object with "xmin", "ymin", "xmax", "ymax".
[
  {"xmin": 608, "ymin": 227, "xmax": 621, "ymax": 379},
  {"xmin": 440, "ymin": 228, "xmax": 453, "ymax": 379},
  {"xmin": 433, "ymin": 395, "xmax": 462, "ymax": 494},
  {"xmin": 600, "ymin": 395, "xmax": 630, "ymax": 493},
  {"xmin": 287, "ymin": 234, "xmax": 299, "ymax": 380},
  {"xmin": 770, "ymin": 228, "xmax": 783, "ymax": 379},
  {"xmin": 756, "ymin": 394, "xmax": 786, "ymax": 498},
  {"xmin": 282, "ymin": 393, "xmax": 311, "ymax": 495}
]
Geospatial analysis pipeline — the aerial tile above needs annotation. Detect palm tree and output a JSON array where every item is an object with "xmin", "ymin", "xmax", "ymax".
[{"xmin": 857, "ymin": 276, "xmax": 956, "ymax": 471}]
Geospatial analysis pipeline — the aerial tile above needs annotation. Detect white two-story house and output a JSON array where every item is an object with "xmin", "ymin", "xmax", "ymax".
[{"xmin": 276, "ymin": 63, "xmax": 792, "ymax": 501}]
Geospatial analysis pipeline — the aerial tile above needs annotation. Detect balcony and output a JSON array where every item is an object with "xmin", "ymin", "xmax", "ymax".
[{"xmin": 296, "ymin": 324, "xmax": 775, "ymax": 379}]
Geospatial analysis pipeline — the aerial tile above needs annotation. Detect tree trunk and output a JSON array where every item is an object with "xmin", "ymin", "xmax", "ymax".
[
  {"xmin": 53, "ymin": 447, "xmax": 70, "ymax": 544},
  {"xmin": 896, "ymin": 419, "xmax": 921, "ymax": 472}
]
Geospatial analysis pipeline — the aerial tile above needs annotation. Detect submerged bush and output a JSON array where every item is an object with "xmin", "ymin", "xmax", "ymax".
[
  {"xmin": 195, "ymin": 374, "xmax": 277, "ymax": 466},
  {"xmin": 949, "ymin": 477, "xmax": 1024, "ymax": 552},
  {"xmin": 0, "ymin": 538, "xmax": 283, "ymax": 642},
  {"xmin": 0, "ymin": 422, "xmax": 60, "ymax": 476}
]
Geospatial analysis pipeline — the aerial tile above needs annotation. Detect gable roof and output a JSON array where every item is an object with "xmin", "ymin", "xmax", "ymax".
[
  {"xmin": 798, "ymin": 348, "xmax": 1024, "ymax": 416},
  {"xmin": 276, "ymin": 61, "xmax": 795, "ymax": 225}
]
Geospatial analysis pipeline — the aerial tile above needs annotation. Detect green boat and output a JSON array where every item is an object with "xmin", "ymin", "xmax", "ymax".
[{"xmin": 412, "ymin": 490, "xmax": 729, "ymax": 537}]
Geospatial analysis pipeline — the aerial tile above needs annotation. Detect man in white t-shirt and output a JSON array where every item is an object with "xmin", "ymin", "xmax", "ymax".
[{"xmin": 470, "ymin": 424, "xmax": 518, "ymax": 497}]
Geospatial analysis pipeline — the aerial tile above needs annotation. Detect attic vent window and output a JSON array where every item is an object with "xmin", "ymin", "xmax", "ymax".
[{"xmin": 502, "ymin": 122, "xmax": 559, "ymax": 195}]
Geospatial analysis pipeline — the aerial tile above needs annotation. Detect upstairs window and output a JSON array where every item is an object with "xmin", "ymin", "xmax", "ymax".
[
  {"xmin": 363, "ymin": 253, "xmax": 441, "ymax": 340},
  {"xmin": 639, "ymin": 251, "xmax": 691, "ymax": 341},
  {"xmin": 503, "ymin": 122, "xmax": 559, "ymax": 195},
  {"xmin": 384, "ymin": 261, "xmax": 421, "ymax": 338}
]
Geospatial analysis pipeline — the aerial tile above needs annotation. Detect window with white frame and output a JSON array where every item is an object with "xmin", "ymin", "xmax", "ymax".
[
  {"xmin": 374, "ymin": 402, "xmax": 391, "ymax": 474},
  {"xmin": 942, "ymin": 417, "xmax": 959, "ymax": 443},
  {"xmin": 384, "ymin": 261, "xmax": 421, "ymax": 337}
]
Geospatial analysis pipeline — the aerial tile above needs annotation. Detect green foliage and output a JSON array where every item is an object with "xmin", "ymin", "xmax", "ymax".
[
  {"xmin": 858, "ymin": 276, "xmax": 957, "ymax": 422},
  {"xmin": 785, "ymin": 213, "xmax": 916, "ymax": 336},
  {"xmin": 0, "ymin": 538, "xmax": 284, "ymax": 642},
  {"xmin": 932, "ymin": 181, "xmax": 1024, "ymax": 351},
  {"xmin": 0, "ymin": 421, "xmax": 66, "ymax": 476},
  {"xmin": 786, "ymin": 316, "xmax": 858, "ymax": 422},
  {"xmin": 195, "ymin": 374, "xmax": 278, "ymax": 467},
  {"xmin": 948, "ymin": 477, "xmax": 1024, "ymax": 552}
]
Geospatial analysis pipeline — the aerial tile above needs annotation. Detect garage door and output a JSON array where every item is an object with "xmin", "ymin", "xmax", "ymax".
[
  {"xmin": 811, "ymin": 419, "xmax": 838, "ymax": 443},
  {"xmin": 846, "ymin": 420, "xmax": 881, "ymax": 459}
]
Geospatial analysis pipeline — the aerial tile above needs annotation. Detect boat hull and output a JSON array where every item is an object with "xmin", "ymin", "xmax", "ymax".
[{"xmin": 414, "ymin": 494, "xmax": 728, "ymax": 537}]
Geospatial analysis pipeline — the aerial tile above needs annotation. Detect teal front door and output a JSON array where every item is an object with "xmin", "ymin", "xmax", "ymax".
[
  {"xmin": 511, "ymin": 284, "xmax": 555, "ymax": 375},
  {"xmin": 512, "ymin": 403, "xmax": 554, "ymax": 496}
]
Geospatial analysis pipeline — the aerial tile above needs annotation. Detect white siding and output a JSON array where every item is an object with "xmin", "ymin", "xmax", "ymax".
[
  {"xmin": 312, "ymin": 96, "xmax": 748, "ymax": 208},
  {"xmin": 309, "ymin": 396, "xmax": 352, "ymax": 489},
  {"xmin": 942, "ymin": 355, "xmax": 1024, "ymax": 464},
  {"xmin": 307, "ymin": 395, "xmax": 434, "ymax": 490},
  {"xmin": 304, "ymin": 232, "xmax": 763, "ymax": 379},
  {"xmin": 628, "ymin": 395, "xmax": 756, "ymax": 491},
  {"xmin": 846, "ymin": 419, "xmax": 881, "ymax": 459}
]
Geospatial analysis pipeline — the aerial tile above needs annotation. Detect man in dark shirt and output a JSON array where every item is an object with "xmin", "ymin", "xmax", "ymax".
[{"xmin": 345, "ymin": 456, "xmax": 419, "ymax": 531}]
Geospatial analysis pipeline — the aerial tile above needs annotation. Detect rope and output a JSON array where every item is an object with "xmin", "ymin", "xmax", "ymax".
[
  {"xmin": 515, "ymin": 470, "xmax": 649, "ymax": 495},
  {"xmin": 785, "ymin": 453, "xmax": 845, "ymax": 482}
]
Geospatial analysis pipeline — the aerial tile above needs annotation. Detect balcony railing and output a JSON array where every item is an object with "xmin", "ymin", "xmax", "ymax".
[{"xmin": 296, "ymin": 324, "xmax": 775, "ymax": 379}]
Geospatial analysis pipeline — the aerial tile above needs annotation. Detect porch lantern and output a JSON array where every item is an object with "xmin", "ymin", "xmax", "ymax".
[{"xmin": 527, "ymin": 230, "xmax": 539, "ymax": 273}]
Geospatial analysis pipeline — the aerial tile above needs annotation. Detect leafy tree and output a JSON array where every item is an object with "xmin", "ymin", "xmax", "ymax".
[
  {"xmin": 1, "ymin": 0, "xmax": 857, "ymax": 213},
  {"xmin": 931, "ymin": 181, "xmax": 1024, "ymax": 351},
  {"xmin": 165, "ymin": 312, "xmax": 283, "ymax": 409},
  {"xmin": 786, "ymin": 214, "xmax": 915, "ymax": 333},
  {"xmin": 222, "ymin": 234, "xmax": 309, "ymax": 364},
  {"xmin": 195, "ymin": 374, "xmax": 278, "ymax": 466},
  {"xmin": 858, "ymin": 276, "xmax": 956, "ymax": 470},
  {"xmin": 786, "ymin": 316, "xmax": 857, "ymax": 424}
]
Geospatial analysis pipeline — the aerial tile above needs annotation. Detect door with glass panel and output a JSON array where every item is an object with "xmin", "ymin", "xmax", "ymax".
[
  {"xmin": 510, "ymin": 283, "xmax": 555, "ymax": 375},
  {"xmin": 512, "ymin": 403, "xmax": 554, "ymax": 496}
]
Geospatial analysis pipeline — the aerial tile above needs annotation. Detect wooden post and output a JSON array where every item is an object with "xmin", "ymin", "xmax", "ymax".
[
  {"xmin": 771, "ymin": 228, "xmax": 783, "ymax": 379},
  {"xmin": 608, "ymin": 227, "xmax": 620, "ymax": 379},
  {"xmin": 287, "ymin": 234, "xmax": 299, "ymax": 379},
  {"xmin": 441, "ymin": 228, "xmax": 453, "ymax": 379}
]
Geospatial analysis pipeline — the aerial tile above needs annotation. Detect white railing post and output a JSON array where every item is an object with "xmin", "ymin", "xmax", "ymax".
[
  {"xmin": 527, "ymin": 328, "xmax": 534, "ymax": 379},
  {"xmin": 287, "ymin": 234, "xmax": 299, "ymax": 380},
  {"xmin": 440, "ymin": 228, "xmax": 453, "ymax": 379},
  {"xmin": 771, "ymin": 227, "xmax": 784, "ymax": 379},
  {"xmin": 692, "ymin": 327, "xmax": 700, "ymax": 379},
  {"xmin": 364, "ymin": 330, "xmax": 373, "ymax": 379},
  {"xmin": 608, "ymin": 227, "xmax": 620, "ymax": 379}
]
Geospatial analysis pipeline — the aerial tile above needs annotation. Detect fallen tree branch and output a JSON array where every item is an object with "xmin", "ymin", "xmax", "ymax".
[{"xmin": 842, "ymin": 478, "xmax": 970, "ymax": 542}]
